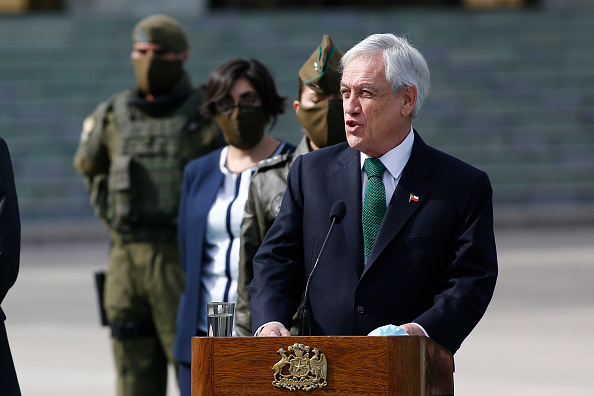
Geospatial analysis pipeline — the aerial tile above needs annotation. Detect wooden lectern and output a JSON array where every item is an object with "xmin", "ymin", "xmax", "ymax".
[{"xmin": 192, "ymin": 336, "xmax": 453, "ymax": 395}]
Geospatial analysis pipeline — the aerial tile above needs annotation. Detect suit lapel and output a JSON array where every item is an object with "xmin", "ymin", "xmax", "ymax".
[
  {"xmin": 363, "ymin": 132, "xmax": 432, "ymax": 275},
  {"xmin": 335, "ymin": 145, "xmax": 365, "ymax": 277}
]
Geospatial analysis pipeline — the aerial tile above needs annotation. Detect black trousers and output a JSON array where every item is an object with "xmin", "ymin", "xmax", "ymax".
[{"xmin": 0, "ymin": 322, "xmax": 21, "ymax": 396}]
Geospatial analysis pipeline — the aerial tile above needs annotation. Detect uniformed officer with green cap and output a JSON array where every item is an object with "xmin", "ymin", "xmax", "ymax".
[
  {"xmin": 73, "ymin": 14, "xmax": 224, "ymax": 396},
  {"xmin": 235, "ymin": 35, "xmax": 346, "ymax": 336}
]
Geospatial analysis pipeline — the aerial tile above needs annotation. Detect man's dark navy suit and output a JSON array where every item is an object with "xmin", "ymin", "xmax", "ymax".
[{"xmin": 250, "ymin": 131, "xmax": 498, "ymax": 354}]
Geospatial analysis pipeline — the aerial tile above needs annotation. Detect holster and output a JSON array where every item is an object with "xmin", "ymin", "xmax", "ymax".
[
  {"xmin": 110, "ymin": 321, "xmax": 158, "ymax": 338},
  {"xmin": 94, "ymin": 270, "xmax": 109, "ymax": 326}
]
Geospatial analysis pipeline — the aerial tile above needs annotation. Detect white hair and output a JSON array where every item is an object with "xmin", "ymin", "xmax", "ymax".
[{"xmin": 340, "ymin": 33, "xmax": 430, "ymax": 119}]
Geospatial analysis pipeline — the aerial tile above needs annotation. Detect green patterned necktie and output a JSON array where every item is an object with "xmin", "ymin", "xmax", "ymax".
[{"xmin": 362, "ymin": 158, "xmax": 387, "ymax": 260}]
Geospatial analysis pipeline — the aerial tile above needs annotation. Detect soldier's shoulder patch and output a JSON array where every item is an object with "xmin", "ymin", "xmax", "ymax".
[
  {"xmin": 80, "ymin": 115, "xmax": 96, "ymax": 142},
  {"xmin": 257, "ymin": 152, "xmax": 291, "ymax": 171}
]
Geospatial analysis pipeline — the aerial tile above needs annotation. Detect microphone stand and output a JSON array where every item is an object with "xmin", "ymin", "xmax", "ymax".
[{"xmin": 299, "ymin": 217, "xmax": 338, "ymax": 336}]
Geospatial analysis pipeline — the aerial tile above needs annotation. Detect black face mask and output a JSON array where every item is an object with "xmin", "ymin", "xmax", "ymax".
[
  {"xmin": 296, "ymin": 98, "xmax": 345, "ymax": 148},
  {"xmin": 132, "ymin": 55, "xmax": 183, "ymax": 97},
  {"xmin": 215, "ymin": 106, "xmax": 268, "ymax": 150}
]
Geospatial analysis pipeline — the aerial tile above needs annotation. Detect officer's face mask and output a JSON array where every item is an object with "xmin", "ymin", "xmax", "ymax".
[
  {"xmin": 296, "ymin": 98, "xmax": 345, "ymax": 149},
  {"xmin": 132, "ymin": 54, "xmax": 183, "ymax": 97},
  {"xmin": 215, "ymin": 105, "xmax": 267, "ymax": 150}
]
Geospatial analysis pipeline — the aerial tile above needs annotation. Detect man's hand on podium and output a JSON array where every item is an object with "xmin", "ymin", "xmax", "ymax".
[
  {"xmin": 257, "ymin": 322, "xmax": 426, "ymax": 337},
  {"xmin": 399, "ymin": 323, "xmax": 426, "ymax": 336},
  {"xmin": 258, "ymin": 322, "xmax": 291, "ymax": 337}
]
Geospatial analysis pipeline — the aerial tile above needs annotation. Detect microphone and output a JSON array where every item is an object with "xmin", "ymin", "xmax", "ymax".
[
  {"xmin": 300, "ymin": 200, "xmax": 347, "ymax": 336},
  {"xmin": 330, "ymin": 200, "xmax": 347, "ymax": 224}
]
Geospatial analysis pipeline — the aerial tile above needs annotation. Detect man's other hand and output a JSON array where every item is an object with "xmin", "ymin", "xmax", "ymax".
[{"xmin": 399, "ymin": 323, "xmax": 426, "ymax": 336}]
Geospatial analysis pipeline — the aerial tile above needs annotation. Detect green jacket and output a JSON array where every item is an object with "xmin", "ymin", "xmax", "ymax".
[
  {"xmin": 74, "ymin": 74, "xmax": 224, "ymax": 242},
  {"xmin": 236, "ymin": 136, "xmax": 311, "ymax": 336}
]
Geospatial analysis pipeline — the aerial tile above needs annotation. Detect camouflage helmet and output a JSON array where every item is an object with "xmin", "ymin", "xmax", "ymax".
[
  {"xmin": 298, "ymin": 35, "xmax": 343, "ymax": 95},
  {"xmin": 132, "ymin": 14, "xmax": 189, "ymax": 53}
]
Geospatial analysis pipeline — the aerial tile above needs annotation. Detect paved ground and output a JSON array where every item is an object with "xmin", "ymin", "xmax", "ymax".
[{"xmin": 4, "ymin": 223, "xmax": 594, "ymax": 395}]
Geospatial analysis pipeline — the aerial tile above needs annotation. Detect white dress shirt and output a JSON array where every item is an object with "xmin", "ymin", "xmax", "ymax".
[{"xmin": 359, "ymin": 126, "xmax": 414, "ymax": 208}]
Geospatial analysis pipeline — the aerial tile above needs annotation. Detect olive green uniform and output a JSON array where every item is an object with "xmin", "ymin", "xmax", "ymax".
[
  {"xmin": 74, "ymin": 74, "xmax": 223, "ymax": 396},
  {"xmin": 236, "ymin": 136, "xmax": 311, "ymax": 336}
]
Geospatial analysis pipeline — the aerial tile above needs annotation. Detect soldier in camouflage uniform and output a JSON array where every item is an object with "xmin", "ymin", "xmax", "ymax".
[
  {"xmin": 73, "ymin": 15, "xmax": 223, "ymax": 396},
  {"xmin": 235, "ymin": 35, "xmax": 346, "ymax": 336}
]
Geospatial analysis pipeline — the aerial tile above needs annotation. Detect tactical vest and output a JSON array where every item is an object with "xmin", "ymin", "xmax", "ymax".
[{"xmin": 103, "ymin": 90, "xmax": 205, "ymax": 239}]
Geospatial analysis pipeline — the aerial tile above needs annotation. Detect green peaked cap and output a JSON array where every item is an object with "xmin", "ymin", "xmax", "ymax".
[
  {"xmin": 132, "ymin": 14, "xmax": 189, "ymax": 53},
  {"xmin": 299, "ymin": 35, "xmax": 343, "ymax": 95}
]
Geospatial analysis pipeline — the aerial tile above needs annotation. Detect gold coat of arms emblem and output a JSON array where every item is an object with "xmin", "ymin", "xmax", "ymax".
[{"xmin": 272, "ymin": 343, "xmax": 327, "ymax": 391}]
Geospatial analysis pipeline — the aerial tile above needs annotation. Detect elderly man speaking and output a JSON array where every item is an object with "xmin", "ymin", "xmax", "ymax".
[{"xmin": 250, "ymin": 33, "xmax": 497, "ymax": 358}]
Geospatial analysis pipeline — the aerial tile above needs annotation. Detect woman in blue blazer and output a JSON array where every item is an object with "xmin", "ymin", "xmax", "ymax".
[{"xmin": 174, "ymin": 58, "xmax": 294, "ymax": 395}]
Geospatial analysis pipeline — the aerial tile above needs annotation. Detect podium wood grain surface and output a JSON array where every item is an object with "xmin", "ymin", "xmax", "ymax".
[{"xmin": 192, "ymin": 336, "xmax": 453, "ymax": 395}]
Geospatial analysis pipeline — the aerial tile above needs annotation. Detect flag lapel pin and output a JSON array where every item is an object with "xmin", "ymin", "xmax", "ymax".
[{"xmin": 409, "ymin": 194, "xmax": 419, "ymax": 202}]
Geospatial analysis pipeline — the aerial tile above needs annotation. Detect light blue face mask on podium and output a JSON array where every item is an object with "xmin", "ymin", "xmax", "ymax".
[{"xmin": 367, "ymin": 324, "xmax": 409, "ymax": 336}]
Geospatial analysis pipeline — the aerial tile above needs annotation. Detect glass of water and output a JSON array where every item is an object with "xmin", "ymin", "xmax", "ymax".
[{"xmin": 207, "ymin": 302, "xmax": 235, "ymax": 337}]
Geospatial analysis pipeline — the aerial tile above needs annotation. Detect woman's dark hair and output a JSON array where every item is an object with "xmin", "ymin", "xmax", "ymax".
[{"xmin": 203, "ymin": 57, "xmax": 286, "ymax": 127}]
